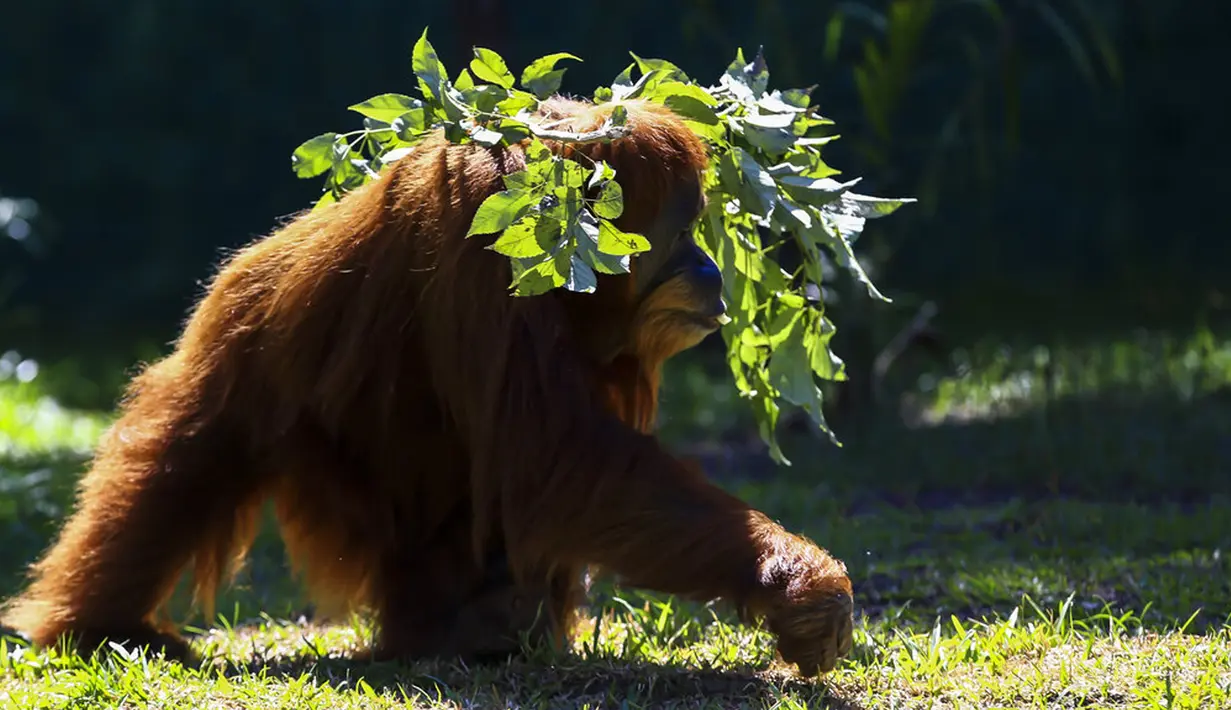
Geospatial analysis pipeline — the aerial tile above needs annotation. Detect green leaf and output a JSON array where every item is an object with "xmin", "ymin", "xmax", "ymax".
[
  {"xmin": 734, "ymin": 148, "xmax": 778, "ymax": 216},
  {"xmin": 467, "ymin": 189, "xmax": 535, "ymax": 237},
  {"xmin": 412, "ymin": 28, "xmax": 448, "ymax": 100},
  {"xmin": 683, "ymin": 120, "xmax": 727, "ymax": 143},
  {"xmin": 502, "ymin": 164, "xmax": 546, "ymax": 192},
  {"xmin": 587, "ymin": 161, "xmax": 616, "ymax": 190},
  {"xmin": 807, "ymin": 313, "xmax": 845, "ymax": 381},
  {"xmin": 662, "ymin": 93, "xmax": 723, "ymax": 142},
  {"xmin": 645, "ymin": 80, "xmax": 714, "ymax": 106},
  {"xmin": 592, "ymin": 180, "xmax": 624, "ymax": 219},
  {"xmin": 722, "ymin": 46, "xmax": 770, "ymax": 101},
  {"xmin": 512, "ymin": 250, "xmax": 570, "ymax": 296},
  {"xmin": 597, "ymin": 219, "xmax": 650, "ymax": 256},
  {"xmin": 794, "ymin": 136, "xmax": 836, "ymax": 150},
  {"xmin": 609, "ymin": 63, "xmax": 636, "ymax": 98},
  {"xmin": 497, "ymin": 90, "xmax": 540, "ymax": 116},
  {"xmin": 778, "ymin": 175, "xmax": 861, "ymax": 207},
  {"xmin": 811, "ymin": 211, "xmax": 891, "ymax": 303},
  {"xmin": 454, "ymin": 68, "xmax": 476, "ymax": 91},
  {"xmin": 772, "ymin": 194, "xmax": 814, "ymax": 233},
  {"xmin": 311, "ymin": 190, "xmax": 337, "ymax": 211},
  {"xmin": 775, "ymin": 148, "xmax": 840, "ymax": 179},
  {"xmin": 471, "ymin": 47, "xmax": 516, "ymax": 89},
  {"xmin": 743, "ymin": 124, "xmax": 797, "ymax": 157},
  {"xmin": 613, "ymin": 68, "xmax": 668, "ymax": 101},
  {"xmin": 520, "ymin": 52, "xmax": 581, "ymax": 99},
  {"xmin": 832, "ymin": 192, "xmax": 918, "ymax": 219},
  {"xmin": 439, "ymin": 85, "xmax": 472, "ymax": 123},
  {"xmin": 495, "ymin": 118, "xmax": 532, "ymax": 143},
  {"xmin": 348, "ymin": 94, "xmax": 423, "ymax": 124},
  {"xmin": 703, "ymin": 206, "xmax": 762, "ymax": 297},
  {"xmin": 551, "ymin": 158, "xmax": 589, "ymax": 189},
  {"xmin": 730, "ymin": 224, "xmax": 765, "ymax": 282},
  {"xmin": 460, "ymin": 84, "xmax": 509, "ymax": 114},
  {"xmin": 392, "ymin": 109, "xmax": 429, "ymax": 140},
  {"xmin": 468, "ymin": 123, "xmax": 504, "ymax": 146},
  {"xmin": 380, "ymin": 146, "xmax": 415, "ymax": 164},
  {"xmin": 767, "ymin": 313, "xmax": 834, "ymax": 444},
  {"xmin": 574, "ymin": 211, "xmax": 631, "ymax": 275},
  {"xmin": 630, "ymin": 53, "xmax": 690, "ymax": 83},
  {"xmin": 534, "ymin": 205, "xmax": 568, "ymax": 244},
  {"xmin": 489, "ymin": 215, "xmax": 550, "ymax": 257},
  {"xmin": 564, "ymin": 253, "xmax": 597, "ymax": 293},
  {"xmin": 748, "ymin": 370, "xmax": 788, "ymax": 464},
  {"xmin": 758, "ymin": 88, "xmax": 813, "ymax": 113},
  {"xmin": 523, "ymin": 138, "xmax": 553, "ymax": 164},
  {"xmin": 291, "ymin": 133, "xmax": 338, "ymax": 178},
  {"xmin": 744, "ymin": 111, "xmax": 796, "ymax": 129},
  {"xmin": 362, "ymin": 117, "xmax": 396, "ymax": 144},
  {"xmin": 330, "ymin": 143, "xmax": 367, "ymax": 191}
]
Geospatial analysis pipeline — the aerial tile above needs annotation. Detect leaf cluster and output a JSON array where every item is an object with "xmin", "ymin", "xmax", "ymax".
[{"xmin": 290, "ymin": 29, "xmax": 914, "ymax": 462}]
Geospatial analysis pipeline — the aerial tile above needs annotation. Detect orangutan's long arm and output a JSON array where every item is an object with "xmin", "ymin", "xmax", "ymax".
[{"xmin": 421, "ymin": 286, "xmax": 842, "ymax": 616}]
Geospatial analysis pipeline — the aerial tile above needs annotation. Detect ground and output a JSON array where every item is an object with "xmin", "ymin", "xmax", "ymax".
[{"xmin": 0, "ymin": 308, "xmax": 1228, "ymax": 708}]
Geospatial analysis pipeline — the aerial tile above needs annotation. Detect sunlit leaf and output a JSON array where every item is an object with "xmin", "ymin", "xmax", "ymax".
[
  {"xmin": 512, "ymin": 250, "xmax": 570, "ymax": 296},
  {"xmin": 564, "ymin": 253, "xmax": 598, "ymax": 293},
  {"xmin": 291, "ymin": 133, "xmax": 337, "ymax": 178},
  {"xmin": 778, "ymin": 175, "xmax": 861, "ymax": 207},
  {"xmin": 350, "ymin": 95, "xmax": 420, "ymax": 125},
  {"xmin": 467, "ymin": 190, "xmax": 535, "ymax": 237},
  {"xmin": 833, "ymin": 192, "xmax": 918, "ymax": 218},
  {"xmin": 734, "ymin": 148, "xmax": 778, "ymax": 216},
  {"xmin": 744, "ymin": 111, "xmax": 796, "ymax": 129},
  {"xmin": 592, "ymin": 181, "xmax": 624, "ymax": 219},
  {"xmin": 461, "ymin": 84, "xmax": 509, "ymax": 115},
  {"xmin": 630, "ymin": 54, "xmax": 690, "ymax": 83},
  {"xmin": 497, "ymin": 90, "xmax": 540, "ymax": 116},
  {"xmin": 468, "ymin": 123, "xmax": 505, "ymax": 146},
  {"xmin": 744, "ymin": 124, "xmax": 797, "ymax": 157},
  {"xmin": 598, "ymin": 220, "xmax": 650, "ymax": 256},
  {"xmin": 412, "ymin": 28, "xmax": 448, "ymax": 100},
  {"xmin": 587, "ymin": 161, "xmax": 616, "ymax": 190},
  {"xmin": 489, "ymin": 215, "xmax": 549, "ymax": 258},
  {"xmin": 471, "ymin": 47, "xmax": 515, "ymax": 89},
  {"xmin": 521, "ymin": 52, "xmax": 581, "ymax": 99}
]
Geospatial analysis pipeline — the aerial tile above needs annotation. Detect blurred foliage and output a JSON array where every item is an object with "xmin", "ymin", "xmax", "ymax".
[
  {"xmin": 807, "ymin": 0, "xmax": 1129, "ymax": 422},
  {"xmin": 824, "ymin": 0, "xmax": 1122, "ymax": 210},
  {"xmin": 0, "ymin": 195, "xmax": 43, "ymax": 334}
]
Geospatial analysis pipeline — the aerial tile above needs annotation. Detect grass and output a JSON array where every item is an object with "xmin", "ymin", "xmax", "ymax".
[{"xmin": 0, "ymin": 318, "xmax": 1228, "ymax": 708}]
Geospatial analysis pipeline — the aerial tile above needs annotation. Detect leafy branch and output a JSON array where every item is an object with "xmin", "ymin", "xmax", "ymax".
[{"xmin": 290, "ymin": 29, "xmax": 915, "ymax": 464}]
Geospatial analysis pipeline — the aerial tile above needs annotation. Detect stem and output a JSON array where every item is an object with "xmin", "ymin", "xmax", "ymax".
[{"xmin": 529, "ymin": 123, "xmax": 632, "ymax": 144}]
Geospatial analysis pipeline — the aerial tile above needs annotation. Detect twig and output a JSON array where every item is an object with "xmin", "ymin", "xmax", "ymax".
[{"xmin": 528, "ymin": 123, "xmax": 632, "ymax": 144}]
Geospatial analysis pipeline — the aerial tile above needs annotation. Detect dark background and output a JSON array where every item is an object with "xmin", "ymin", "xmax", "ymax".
[{"xmin": 0, "ymin": 0, "xmax": 1227, "ymax": 411}]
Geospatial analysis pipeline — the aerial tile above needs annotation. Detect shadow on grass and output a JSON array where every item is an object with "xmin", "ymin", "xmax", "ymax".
[
  {"xmin": 214, "ymin": 651, "xmax": 864, "ymax": 709},
  {"xmin": 691, "ymin": 385, "xmax": 1231, "ymax": 506},
  {"xmin": 674, "ymin": 385, "xmax": 1231, "ymax": 636}
]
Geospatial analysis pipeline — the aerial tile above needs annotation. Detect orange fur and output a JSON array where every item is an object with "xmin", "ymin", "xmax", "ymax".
[{"xmin": 1, "ymin": 97, "xmax": 854, "ymax": 675}]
